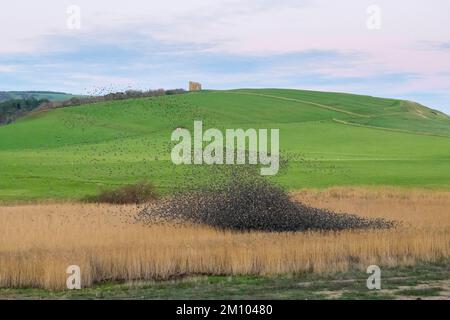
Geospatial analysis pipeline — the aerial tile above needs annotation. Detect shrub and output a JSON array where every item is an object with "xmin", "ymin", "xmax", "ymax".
[{"xmin": 88, "ymin": 181, "xmax": 158, "ymax": 204}]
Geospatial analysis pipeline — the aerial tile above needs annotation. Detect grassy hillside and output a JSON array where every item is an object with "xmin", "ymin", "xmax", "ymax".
[
  {"xmin": 0, "ymin": 89, "xmax": 449, "ymax": 201},
  {"xmin": 0, "ymin": 91, "xmax": 78, "ymax": 103}
]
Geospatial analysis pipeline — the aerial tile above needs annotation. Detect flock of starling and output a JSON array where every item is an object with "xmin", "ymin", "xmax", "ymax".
[{"xmin": 137, "ymin": 166, "xmax": 396, "ymax": 232}]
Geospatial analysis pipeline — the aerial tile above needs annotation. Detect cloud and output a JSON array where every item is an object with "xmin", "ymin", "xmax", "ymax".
[
  {"xmin": 0, "ymin": 65, "xmax": 17, "ymax": 73},
  {"xmin": 0, "ymin": 0, "xmax": 449, "ymax": 113}
]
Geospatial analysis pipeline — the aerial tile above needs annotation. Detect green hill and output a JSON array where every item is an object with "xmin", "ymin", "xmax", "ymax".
[
  {"xmin": 0, "ymin": 89, "xmax": 449, "ymax": 201},
  {"xmin": 0, "ymin": 91, "xmax": 78, "ymax": 103}
]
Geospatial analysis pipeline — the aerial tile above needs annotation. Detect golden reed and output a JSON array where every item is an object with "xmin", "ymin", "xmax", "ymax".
[{"xmin": 0, "ymin": 187, "xmax": 449, "ymax": 289}]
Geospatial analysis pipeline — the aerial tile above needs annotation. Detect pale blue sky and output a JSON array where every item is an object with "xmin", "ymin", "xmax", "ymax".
[{"xmin": 0, "ymin": 0, "xmax": 450, "ymax": 113}]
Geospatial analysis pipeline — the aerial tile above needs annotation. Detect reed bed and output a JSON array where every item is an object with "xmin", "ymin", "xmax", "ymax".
[{"xmin": 0, "ymin": 187, "xmax": 449, "ymax": 289}]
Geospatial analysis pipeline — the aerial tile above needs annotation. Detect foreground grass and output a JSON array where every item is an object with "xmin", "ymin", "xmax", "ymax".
[
  {"xmin": 1, "ymin": 188, "xmax": 449, "ymax": 290},
  {"xmin": 1, "ymin": 262, "xmax": 448, "ymax": 300}
]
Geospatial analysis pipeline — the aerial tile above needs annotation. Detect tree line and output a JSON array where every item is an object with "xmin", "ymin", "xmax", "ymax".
[{"xmin": 0, "ymin": 98, "xmax": 49, "ymax": 125}]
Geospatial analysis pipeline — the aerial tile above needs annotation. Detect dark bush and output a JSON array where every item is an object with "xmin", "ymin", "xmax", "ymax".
[{"xmin": 87, "ymin": 181, "xmax": 158, "ymax": 204}]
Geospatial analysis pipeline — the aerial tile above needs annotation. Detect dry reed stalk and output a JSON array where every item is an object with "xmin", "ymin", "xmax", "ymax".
[{"xmin": 0, "ymin": 188, "xmax": 449, "ymax": 289}]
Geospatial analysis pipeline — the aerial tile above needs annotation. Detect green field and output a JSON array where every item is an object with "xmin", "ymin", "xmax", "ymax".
[{"xmin": 1, "ymin": 89, "xmax": 449, "ymax": 201}]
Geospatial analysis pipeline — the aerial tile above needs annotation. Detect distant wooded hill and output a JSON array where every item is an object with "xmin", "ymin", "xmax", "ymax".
[{"xmin": 0, "ymin": 91, "xmax": 78, "ymax": 103}]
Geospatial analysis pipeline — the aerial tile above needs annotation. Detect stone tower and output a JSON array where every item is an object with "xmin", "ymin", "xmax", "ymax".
[{"xmin": 189, "ymin": 81, "xmax": 202, "ymax": 91}]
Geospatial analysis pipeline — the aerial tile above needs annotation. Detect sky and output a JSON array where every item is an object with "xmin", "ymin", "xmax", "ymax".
[{"xmin": 0, "ymin": 0, "xmax": 450, "ymax": 113}]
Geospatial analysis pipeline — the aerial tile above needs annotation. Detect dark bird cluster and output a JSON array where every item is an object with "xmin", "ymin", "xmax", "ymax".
[{"xmin": 137, "ymin": 166, "xmax": 396, "ymax": 232}]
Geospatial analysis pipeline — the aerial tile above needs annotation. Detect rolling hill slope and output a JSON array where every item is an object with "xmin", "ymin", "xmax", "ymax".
[{"xmin": 0, "ymin": 89, "xmax": 449, "ymax": 201}]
